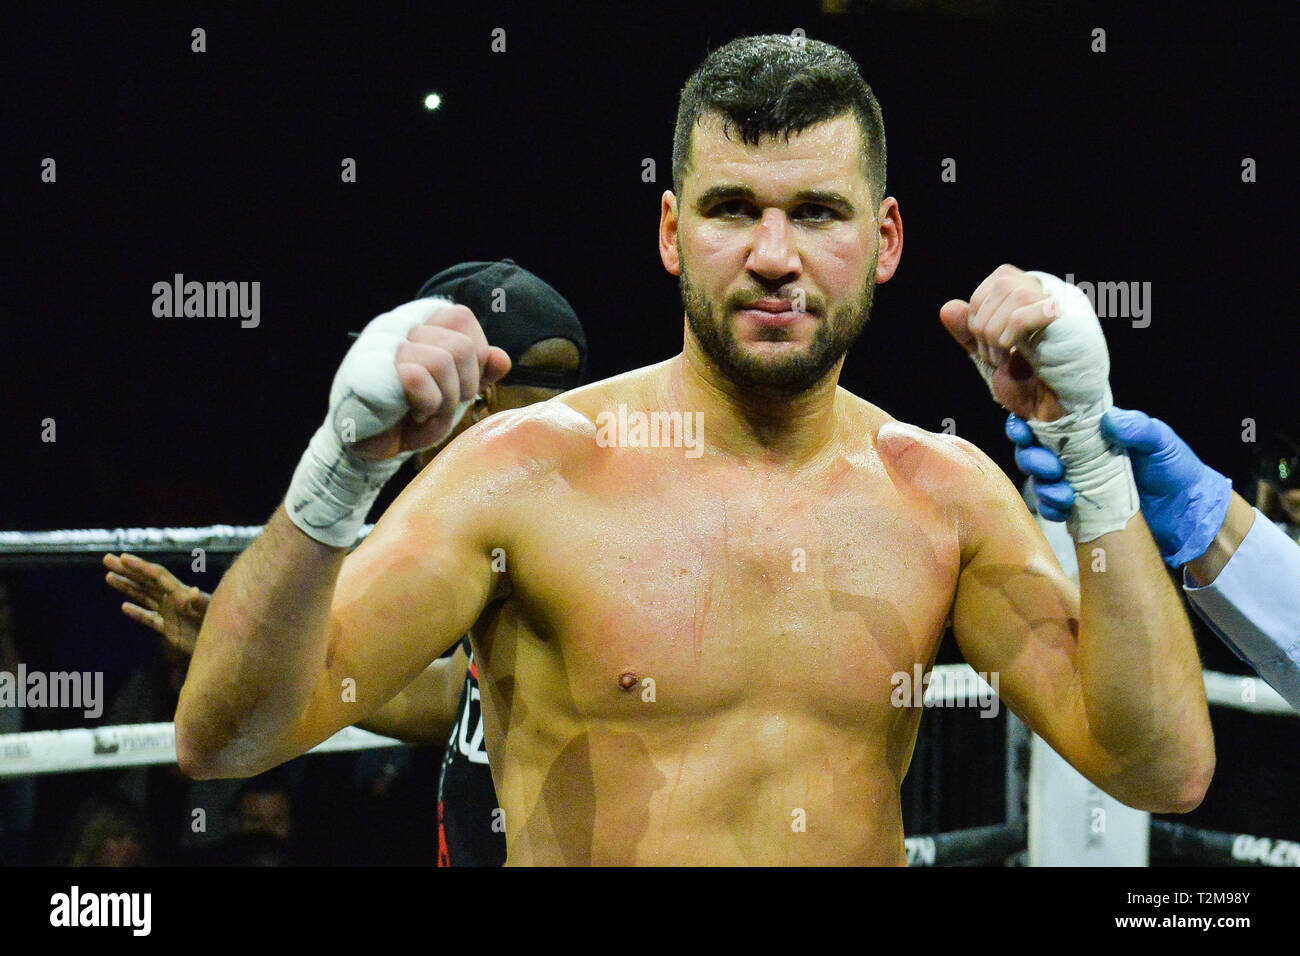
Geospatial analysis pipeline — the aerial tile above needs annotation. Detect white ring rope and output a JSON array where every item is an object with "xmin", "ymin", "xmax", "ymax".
[
  {"xmin": 1201, "ymin": 669, "xmax": 1294, "ymax": 716},
  {"xmin": 0, "ymin": 722, "xmax": 399, "ymax": 778},
  {"xmin": 0, "ymin": 665, "xmax": 1289, "ymax": 778},
  {"xmin": 0, "ymin": 524, "xmax": 375, "ymax": 560},
  {"xmin": 904, "ymin": 663, "xmax": 1294, "ymax": 715}
]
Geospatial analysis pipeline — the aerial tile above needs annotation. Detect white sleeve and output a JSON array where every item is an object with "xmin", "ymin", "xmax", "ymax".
[{"xmin": 1184, "ymin": 509, "xmax": 1300, "ymax": 713}]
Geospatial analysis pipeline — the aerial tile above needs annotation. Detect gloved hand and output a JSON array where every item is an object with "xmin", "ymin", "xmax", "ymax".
[
  {"xmin": 1005, "ymin": 413, "xmax": 1075, "ymax": 522},
  {"xmin": 1008, "ymin": 407, "xmax": 1233, "ymax": 567},
  {"xmin": 941, "ymin": 267, "xmax": 1138, "ymax": 541}
]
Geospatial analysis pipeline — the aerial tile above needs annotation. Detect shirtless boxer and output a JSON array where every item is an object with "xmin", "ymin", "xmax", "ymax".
[{"xmin": 176, "ymin": 34, "xmax": 1214, "ymax": 865}]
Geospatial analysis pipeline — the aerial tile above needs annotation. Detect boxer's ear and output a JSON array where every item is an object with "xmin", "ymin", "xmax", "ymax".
[
  {"xmin": 659, "ymin": 190, "xmax": 681, "ymax": 276},
  {"xmin": 874, "ymin": 196, "xmax": 903, "ymax": 284}
]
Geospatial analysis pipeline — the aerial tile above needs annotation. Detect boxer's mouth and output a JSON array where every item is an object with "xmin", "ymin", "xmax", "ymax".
[
  {"xmin": 737, "ymin": 300, "xmax": 807, "ymax": 327},
  {"xmin": 745, "ymin": 299, "xmax": 801, "ymax": 313}
]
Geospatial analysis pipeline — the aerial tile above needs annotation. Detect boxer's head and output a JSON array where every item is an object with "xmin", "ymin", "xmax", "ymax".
[
  {"xmin": 660, "ymin": 34, "xmax": 902, "ymax": 397},
  {"xmin": 412, "ymin": 260, "xmax": 586, "ymax": 468}
]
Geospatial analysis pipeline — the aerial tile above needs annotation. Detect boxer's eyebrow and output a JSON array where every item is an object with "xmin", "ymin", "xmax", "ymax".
[
  {"xmin": 695, "ymin": 184, "xmax": 756, "ymax": 211},
  {"xmin": 793, "ymin": 188, "xmax": 856, "ymax": 216},
  {"xmin": 694, "ymin": 184, "xmax": 856, "ymax": 216}
]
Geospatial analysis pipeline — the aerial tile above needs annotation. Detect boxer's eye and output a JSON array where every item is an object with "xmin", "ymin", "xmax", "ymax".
[
  {"xmin": 710, "ymin": 200, "xmax": 756, "ymax": 218},
  {"xmin": 792, "ymin": 204, "xmax": 836, "ymax": 221},
  {"xmin": 707, "ymin": 201, "xmax": 838, "ymax": 222}
]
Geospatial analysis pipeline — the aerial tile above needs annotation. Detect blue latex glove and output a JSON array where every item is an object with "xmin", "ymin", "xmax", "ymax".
[
  {"xmin": 1005, "ymin": 413, "xmax": 1075, "ymax": 522},
  {"xmin": 1008, "ymin": 408, "xmax": 1233, "ymax": 567},
  {"xmin": 1099, "ymin": 407, "xmax": 1232, "ymax": 567}
]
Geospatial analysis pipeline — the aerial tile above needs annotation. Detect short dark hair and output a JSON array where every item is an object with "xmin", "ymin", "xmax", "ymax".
[{"xmin": 672, "ymin": 34, "xmax": 887, "ymax": 206}]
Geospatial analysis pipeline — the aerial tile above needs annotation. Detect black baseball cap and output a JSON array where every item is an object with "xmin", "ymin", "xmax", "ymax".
[{"xmin": 416, "ymin": 259, "xmax": 587, "ymax": 389}]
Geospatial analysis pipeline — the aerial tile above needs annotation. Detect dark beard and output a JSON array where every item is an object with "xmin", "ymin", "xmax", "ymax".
[{"xmin": 680, "ymin": 258, "xmax": 877, "ymax": 397}]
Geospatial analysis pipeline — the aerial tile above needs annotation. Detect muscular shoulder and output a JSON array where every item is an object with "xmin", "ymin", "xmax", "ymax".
[
  {"xmin": 856, "ymin": 403, "xmax": 1025, "ymax": 554},
  {"xmin": 374, "ymin": 399, "xmax": 592, "ymax": 572},
  {"xmin": 419, "ymin": 397, "xmax": 597, "ymax": 495},
  {"xmin": 873, "ymin": 418, "xmax": 999, "ymax": 492},
  {"xmin": 409, "ymin": 363, "xmax": 666, "ymax": 499},
  {"xmin": 828, "ymin": 391, "xmax": 984, "ymax": 483}
]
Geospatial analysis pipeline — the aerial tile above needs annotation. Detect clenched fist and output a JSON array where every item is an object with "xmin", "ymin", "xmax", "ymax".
[
  {"xmin": 939, "ymin": 264, "xmax": 1072, "ymax": 422},
  {"xmin": 287, "ymin": 296, "xmax": 511, "ymax": 547},
  {"xmin": 333, "ymin": 299, "xmax": 513, "ymax": 462},
  {"xmin": 941, "ymin": 264, "xmax": 1137, "ymax": 541}
]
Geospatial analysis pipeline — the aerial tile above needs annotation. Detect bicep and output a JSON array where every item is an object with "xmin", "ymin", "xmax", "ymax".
[
  {"xmin": 284, "ymin": 466, "xmax": 498, "ymax": 754},
  {"xmin": 950, "ymin": 477, "xmax": 1109, "ymax": 776},
  {"xmin": 357, "ymin": 646, "xmax": 469, "ymax": 745}
]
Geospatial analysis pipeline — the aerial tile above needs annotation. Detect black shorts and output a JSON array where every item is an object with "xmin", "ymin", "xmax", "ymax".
[{"xmin": 436, "ymin": 645, "xmax": 506, "ymax": 866}]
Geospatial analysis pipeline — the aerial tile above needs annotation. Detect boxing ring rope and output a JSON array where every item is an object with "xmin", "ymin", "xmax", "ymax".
[
  {"xmin": 1, "ymin": 525, "xmax": 1296, "ymax": 865},
  {"xmin": 0, "ymin": 525, "xmax": 374, "ymax": 566},
  {"xmin": 906, "ymin": 821, "xmax": 1026, "ymax": 867},
  {"xmin": 3, "ymin": 664, "xmax": 1282, "ymax": 773},
  {"xmin": 0, "ymin": 664, "xmax": 987, "ymax": 780},
  {"xmin": 0, "ymin": 723, "xmax": 401, "ymax": 778},
  {"xmin": 1150, "ymin": 819, "xmax": 1300, "ymax": 868}
]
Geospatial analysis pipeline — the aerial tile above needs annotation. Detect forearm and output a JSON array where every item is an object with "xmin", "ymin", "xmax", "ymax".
[
  {"xmin": 358, "ymin": 650, "xmax": 466, "ymax": 745},
  {"xmin": 175, "ymin": 504, "xmax": 346, "ymax": 777},
  {"xmin": 1074, "ymin": 512, "xmax": 1214, "ymax": 810}
]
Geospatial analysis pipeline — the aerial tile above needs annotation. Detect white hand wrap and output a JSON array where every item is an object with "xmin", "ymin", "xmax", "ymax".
[
  {"xmin": 285, "ymin": 297, "xmax": 475, "ymax": 548},
  {"xmin": 970, "ymin": 270, "xmax": 1138, "ymax": 542}
]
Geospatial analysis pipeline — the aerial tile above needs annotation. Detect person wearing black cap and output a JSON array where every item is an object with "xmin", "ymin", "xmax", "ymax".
[
  {"xmin": 413, "ymin": 259, "xmax": 587, "ymax": 394},
  {"xmin": 110, "ymin": 260, "xmax": 583, "ymax": 865},
  {"xmin": 406, "ymin": 259, "xmax": 585, "ymax": 867}
]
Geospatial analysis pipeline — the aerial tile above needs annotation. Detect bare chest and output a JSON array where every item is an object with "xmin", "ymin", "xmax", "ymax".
[{"xmin": 502, "ymin": 452, "xmax": 960, "ymax": 723}]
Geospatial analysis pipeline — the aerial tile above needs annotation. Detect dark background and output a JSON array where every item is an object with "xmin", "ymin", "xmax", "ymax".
[{"xmin": 1, "ymin": 1, "xmax": 1297, "ymax": 863}]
